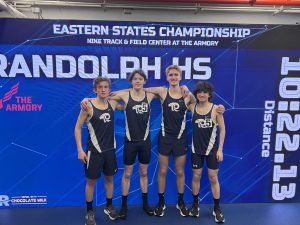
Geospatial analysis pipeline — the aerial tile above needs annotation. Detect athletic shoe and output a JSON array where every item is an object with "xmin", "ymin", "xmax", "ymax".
[
  {"xmin": 189, "ymin": 203, "xmax": 200, "ymax": 217},
  {"xmin": 176, "ymin": 202, "xmax": 189, "ymax": 217},
  {"xmin": 143, "ymin": 204, "xmax": 154, "ymax": 216},
  {"xmin": 85, "ymin": 210, "xmax": 96, "ymax": 225},
  {"xmin": 117, "ymin": 207, "xmax": 127, "ymax": 220},
  {"xmin": 213, "ymin": 207, "xmax": 225, "ymax": 223},
  {"xmin": 104, "ymin": 205, "xmax": 118, "ymax": 220},
  {"xmin": 154, "ymin": 203, "xmax": 166, "ymax": 217}
]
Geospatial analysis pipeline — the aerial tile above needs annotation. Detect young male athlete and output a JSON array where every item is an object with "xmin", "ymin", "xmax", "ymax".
[
  {"xmin": 145, "ymin": 65, "xmax": 225, "ymax": 217},
  {"xmin": 75, "ymin": 77, "xmax": 120, "ymax": 225},
  {"xmin": 81, "ymin": 70, "xmax": 156, "ymax": 219},
  {"xmin": 187, "ymin": 81, "xmax": 225, "ymax": 223}
]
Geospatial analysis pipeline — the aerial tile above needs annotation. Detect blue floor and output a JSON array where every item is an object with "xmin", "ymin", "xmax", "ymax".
[{"xmin": 0, "ymin": 203, "xmax": 299, "ymax": 225}]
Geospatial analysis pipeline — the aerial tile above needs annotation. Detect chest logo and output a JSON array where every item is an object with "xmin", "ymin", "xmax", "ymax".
[
  {"xmin": 168, "ymin": 102, "xmax": 180, "ymax": 112},
  {"xmin": 132, "ymin": 102, "xmax": 148, "ymax": 114},
  {"xmin": 195, "ymin": 118, "xmax": 213, "ymax": 128},
  {"xmin": 99, "ymin": 113, "xmax": 111, "ymax": 123}
]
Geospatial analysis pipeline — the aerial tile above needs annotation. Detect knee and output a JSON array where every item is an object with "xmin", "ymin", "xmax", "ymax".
[
  {"xmin": 209, "ymin": 174, "xmax": 218, "ymax": 184},
  {"xmin": 159, "ymin": 168, "xmax": 168, "ymax": 177},
  {"xmin": 193, "ymin": 173, "xmax": 201, "ymax": 182},
  {"xmin": 123, "ymin": 171, "xmax": 132, "ymax": 180},
  {"xmin": 139, "ymin": 170, "xmax": 147, "ymax": 178},
  {"xmin": 87, "ymin": 179, "xmax": 97, "ymax": 187},
  {"xmin": 176, "ymin": 169, "xmax": 184, "ymax": 178}
]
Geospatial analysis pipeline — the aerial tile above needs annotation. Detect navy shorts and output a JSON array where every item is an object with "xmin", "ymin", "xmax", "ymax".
[
  {"xmin": 158, "ymin": 135, "xmax": 187, "ymax": 157},
  {"xmin": 123, "ymin": 138, "xmax": 151, "ymax": 165},
  {"xmin": 85, "ymin": 149, "xmax": 118, "ymax": 179},
  {"xmin": 191, "ymin": 153, "xmax": 219, "ymax": 170}
]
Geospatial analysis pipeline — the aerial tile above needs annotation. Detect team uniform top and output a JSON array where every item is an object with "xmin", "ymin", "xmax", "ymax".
[
  {"xmin": 86, "ymin": 101, "xmax": 116, "ymax": 153},
  {"xmin": 160, "ymin": 89, "xmax": 187, "ymax": 139},
  {"xmin": 192, "ymin": 104, "xmax": 218, "ymax": 155},
  {"xmin": 124, "ymin": 91, "xmax": 150, "ymax": 142}
]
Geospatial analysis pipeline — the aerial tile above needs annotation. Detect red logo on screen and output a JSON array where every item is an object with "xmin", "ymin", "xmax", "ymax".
[
  {"xmin": 0, "ymin": 82, "xmax": 19, "ymax": 109},
  {"xmin": 0, "ymin": 83, "xmax": 43, "ymax": 112}
]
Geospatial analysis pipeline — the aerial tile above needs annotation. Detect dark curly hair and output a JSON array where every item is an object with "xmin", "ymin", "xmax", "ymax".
[
  {"xmin": 129, "ymin": 69, "xmax": 147, "ymax": 82},
  {"xmin": 193, "ymin": 81, "xmax": 214, "ymax": 102}
]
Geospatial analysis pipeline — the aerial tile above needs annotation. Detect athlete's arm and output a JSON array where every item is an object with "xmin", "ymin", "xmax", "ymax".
[
  {"xmin": 80, "ymin": 98, "xmax": 92, "ymax": 111},
  {"xmin": 187, "ymin": 102, "xmax": 196, "ymax": 112},
  {"xmin": 108, "ymin": 91, "xmax": 128, "ymax": 110},
  {"xmin": 116, "ymin": 103, "xmax": 125, "ymax": 111},
  {"xmin": 144, "ymin": 86, "xmax": 167, "ymax": 100},
  {"xmin": 74, "ymin": 109, "xmax": 89, "ymax": 164},
  {"xmin": 216, "ymin": 109, "xmax": 226, "ymax": 162},
  {"xmin": 216, "ymin": 104, "xmax": 225, "ymax": 114},
  {"xmin": 146, "ymin": 92, "xmax": 157, "ymax": 103}
]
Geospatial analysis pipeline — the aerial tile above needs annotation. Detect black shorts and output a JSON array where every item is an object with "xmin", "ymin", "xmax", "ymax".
[
  {"xmin": 123, "ymin": 138, "xmax": 151, "ymax": 165},
  {"xmin": 85, "ymin": 149, "xmax": 118, "ymax": 179},
  {"xmin": 158, "ymin": 135, "xmax": 187, "ymax": 157},
  {"xmin": 191, "ymin": 153, "xmax": 219, "ymax": 170}
]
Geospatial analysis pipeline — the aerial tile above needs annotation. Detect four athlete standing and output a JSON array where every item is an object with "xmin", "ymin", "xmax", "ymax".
[{"xmin": 75, "ymin": 66, "xmax": 226, "ymax": 224}]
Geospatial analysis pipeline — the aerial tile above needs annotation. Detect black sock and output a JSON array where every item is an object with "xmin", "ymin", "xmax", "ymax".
[
  {"xmin": 193, "ymin": 194, "xmax": 199, "ymax": 205},
  {"xmin": 86, "ymin": 201, "xmax": 93, "ymax": 212},
  {"xmin": 142, "ymin": 192, "xmax": 148, "ymax": 206},
  {"xmin": 178, "ymin": 193, "xmax": 184, "ymax": 205},
  {"xmin": 122, "ymin": 195, "xmax": 128, "ymax": 209},
  {"xmin": 106, "ymin": 198, "xmax": 112, "ymax": 207},
  {"xmin": 158, "ymin": 193, "xmax": 164, "ymax": 205},
  {"xmin": 213, "ymin": 198, "xmax": 220, "ymax": 210}
]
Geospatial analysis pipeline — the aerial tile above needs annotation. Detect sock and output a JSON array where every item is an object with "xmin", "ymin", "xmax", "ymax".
[
  {"xmin": 213, "ymin": 198, "xmax": 220, "ymax": 210},
  {"xmin": 86, "ymin": 201, "xmax": 93, "ymax": 212},
  {"xmin": 122, "ymin": 195, "xmax": 128, "ymax": 209},
  {"xmin": 106, "ymin": 198, "xmax": 112, "ymax": 207},
  {"xmin": 178, "ymin": 193, "xmax": 184, "ymax": 205},
  {"xmin": 158, "ymin": 193, "xmax": 165, "ymax": 205},
  {"xmin": 193, "ymin": 194, "xmax": 199, "ymax": 205},
  {"xmin": 142, "ymin": 192, "xmax": 148, "ymax": 206}
]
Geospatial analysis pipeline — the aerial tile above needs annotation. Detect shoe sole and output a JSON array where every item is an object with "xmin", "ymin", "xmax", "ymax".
[
  {"xmin": 189, "ymin": 207, "xmax": 200, "ymax": 217},
  {"xmin": 176, "ymin": 204, "xmax": 189, "ymax": 217},
  {"xmin": 154, "ymin": 205, "xmax": 166, "ymax": 217},
  {"xmin": 212, "ymin": 211, "xmax": 225, "ymax": 223},
  {"xmin": 103, "ymin": 209, "xmax": 117, "ymax": 221}
]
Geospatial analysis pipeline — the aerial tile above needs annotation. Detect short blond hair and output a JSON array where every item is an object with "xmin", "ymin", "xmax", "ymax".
[{"xmin": 165, "ymin": 65, "xmax": 182, "ymax": 76}]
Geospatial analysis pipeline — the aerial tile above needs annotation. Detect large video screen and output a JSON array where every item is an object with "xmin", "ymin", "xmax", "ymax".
[{"xmin": 0, "ymin": 19, "xmax": 299, "ymax": 207}]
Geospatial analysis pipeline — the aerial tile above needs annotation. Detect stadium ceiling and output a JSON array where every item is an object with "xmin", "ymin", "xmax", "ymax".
[{"xmin": 1, "ymin": 0, "xmax": 300, "ymax": 18}]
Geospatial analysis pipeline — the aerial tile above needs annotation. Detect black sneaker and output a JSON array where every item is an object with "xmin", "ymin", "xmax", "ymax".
[
  {"xmin": 85, "ymin": 210, "xmax": 96, "ymax": 225},
  {"xmin": 176, "ymin": 202, "xmax": 189, "ymax": 217},
  {"xmin": 118, "ymin": 207, "xmax": 127, "ymax": 220},
  {"xmin": 154, "ymin": 203, "xmax": 166, "ymax": 217},
  {"xmin": 143, "ymin": 204, "xmax": 154, "ymax": 216},
  {"xmin": 189, "ymin": 203, "xmax": 200, "ymax": 217},
  {"xmin": 213, "ymin": 207, "xmax": 225, "ymax": 223},
  {"xmin": 104, "ymin": 205, "xmax": 118, "ymax": 221}
]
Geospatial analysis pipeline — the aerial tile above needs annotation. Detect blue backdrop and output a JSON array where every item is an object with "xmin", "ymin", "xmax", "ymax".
[{"xmin": 0, "ymin": 19, "xmax": 299, "ymax": 208}]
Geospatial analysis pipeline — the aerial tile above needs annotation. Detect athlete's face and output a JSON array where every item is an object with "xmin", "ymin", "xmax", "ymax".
[
  {"xmin": 196, "ymin": 91, "xmax": 210, "ymax": 103},
  {"xmin": 131, "ymin": 73, "xmax": 145, "ymax": 90},
  {"xmin": 94, "ymin": 81, "xmax": 110, "ymax": 98},
  {"xmin": 167, "ymin": 69, "xmax": 181, "ymax": 86}
]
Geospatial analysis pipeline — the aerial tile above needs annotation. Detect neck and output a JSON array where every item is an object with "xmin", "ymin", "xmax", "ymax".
[
  {"xmin": 132, "ymin": 88, "xmax": 143, "ymax": 94},
  {"xmin": 198, "ymin": 101, "xmax": 210, "ymax": 107},
  {"xmin": 169, "ymin": 84, "xmax": 180, "ymax": 90},
  {"xmin": 96, "ymin": 96, "xmax": 107, "ymax": 104}
]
